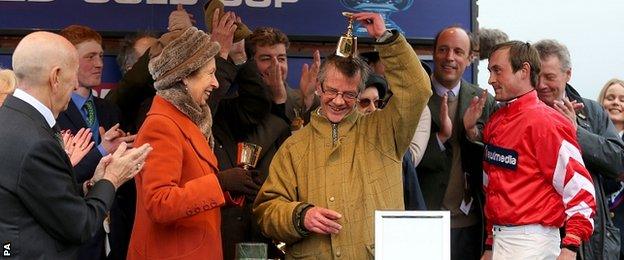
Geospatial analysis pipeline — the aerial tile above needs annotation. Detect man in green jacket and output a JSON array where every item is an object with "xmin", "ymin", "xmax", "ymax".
[{"xmin": 253, "ymin": 12, "xmax": 432, "ymax": 259}]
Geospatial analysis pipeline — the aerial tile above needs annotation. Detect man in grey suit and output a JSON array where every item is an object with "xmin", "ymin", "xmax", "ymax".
[
  {"xmin": 416, "ymin": 26, "xmax": 495, "ymax": 260},
  {"xmin": 0, "ymin": 31, "xmax": 151, "ymax": 259}
]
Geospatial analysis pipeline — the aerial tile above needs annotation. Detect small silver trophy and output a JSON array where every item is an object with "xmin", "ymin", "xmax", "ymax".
[
  {"xmin": 336, "ymin": 12, "xmax": 358, "ymax": 58},
  {"xmin": 237, "ymin": 142, "xmax": 262, "ymax": 170}
]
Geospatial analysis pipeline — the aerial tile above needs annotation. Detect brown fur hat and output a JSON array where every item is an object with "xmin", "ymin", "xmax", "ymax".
[{"xmin": 149, "ymin": 27, "xmax": 220, "ymax": 90}]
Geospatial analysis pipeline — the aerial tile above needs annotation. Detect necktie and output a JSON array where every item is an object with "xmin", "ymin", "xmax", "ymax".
[
  {"xmin": 84, "ymin": 99, "xmax": 96, "ymax": 127},
  {"xmin": 446, "ymin": 90, "xmax": 457, "ymax": 101}
]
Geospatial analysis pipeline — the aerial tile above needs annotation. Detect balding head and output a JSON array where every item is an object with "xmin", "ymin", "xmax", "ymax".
[
  {"xmin": 12, "ymin": 31, "xmax": 79, "ymax": 117},
  {"xmin": 13, "ymin": 31, "xmax": 78, "ymax": 88}
]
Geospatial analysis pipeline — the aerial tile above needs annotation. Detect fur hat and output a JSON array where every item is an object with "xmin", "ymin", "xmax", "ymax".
[{"xmin": 149, "ymin": 27, "xmax": 220, "ymax": 90}]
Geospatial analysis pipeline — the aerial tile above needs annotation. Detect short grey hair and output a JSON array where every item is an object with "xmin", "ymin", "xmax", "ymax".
[
  {"xmin": 534, "ymin": 39, "xmax": 572, "ymax": 71},
  {"xmin": 317, "ymin": 53, "xmax": 370, "ymax": 92}
]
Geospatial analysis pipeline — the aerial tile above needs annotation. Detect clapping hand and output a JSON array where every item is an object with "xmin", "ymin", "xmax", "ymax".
[
  {"xmin": 101, "ymin": 142, "xmax": 153, "ymax": 189},
  {"xmin": 62, "ymin": 128, "xmax": 95, "ymax": 166},
  {"xmin": 463, "ymin": 90, "xmax": 488, "ymax": 141},
  {"xmin": 437, "ymin": 93, "xmax": 452, "ymax": 143},
  {"xmin": 210, "ymin": 8, "xmax": 237, "ymax": 60},
  {"xmin": 100, "ymin": 124, "xmax": 136, "ymax": 153},
  {"xmin": 300, "ymin": 50, "xmax": 321, "ymax": 110}
]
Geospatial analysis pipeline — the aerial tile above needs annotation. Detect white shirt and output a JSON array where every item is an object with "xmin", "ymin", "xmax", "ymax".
[
  {"xmin": 12, "ymin": 88, "xmax": 56, "ymax": 128},
  {"xmin": 432, "ymin": 76, "xmax": 460, "ymax": 97}
]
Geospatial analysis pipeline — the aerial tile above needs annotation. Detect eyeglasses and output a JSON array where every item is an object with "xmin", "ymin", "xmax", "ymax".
[
  {"xmin": 358, "ymin": 98, "xmax": 385, "ymax": 109},
  {"xmin": 320, "ymin": 85, "xmax": 359, "ymax": 101}
]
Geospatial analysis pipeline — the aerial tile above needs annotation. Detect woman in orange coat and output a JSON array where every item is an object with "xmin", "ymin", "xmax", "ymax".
[{"xmin": 127, "ymin": 26, "xmax": 226, "ymax": 259}]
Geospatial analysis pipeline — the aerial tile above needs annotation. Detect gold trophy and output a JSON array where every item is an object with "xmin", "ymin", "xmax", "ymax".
[
  {"xmin": 236, "ymin": 142, "xmax": 262, "ymax": 170},
  {"xmin": 336, "ymin": 12, "xmax": 357, "ymax": 58}
]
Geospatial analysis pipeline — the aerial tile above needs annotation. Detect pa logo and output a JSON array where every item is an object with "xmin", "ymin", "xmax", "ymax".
[{"xmin": 3, "ymin": 241, "xmax": 10, "ymax": 257}]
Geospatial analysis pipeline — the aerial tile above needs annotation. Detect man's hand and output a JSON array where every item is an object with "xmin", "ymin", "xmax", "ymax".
[
  {"xmin": 64, "ymin": 128, "xmax": 95, "ymax": 166},
  {"xmin": 480, "ymin": 250, "xmax": 492, "ymax": 260},
  {"xmin": 553, "ymin": 97, "xmax": 583, "ymax": 130},
  {"xmin": 102, "ymin": 142, "xmax": 152, "ymax": 189},
  {"xmin": 437, "ymin": 93, "xmax": 452, "ymax": 143},
  {"xmin": 463, "ymin": 90, "xmax": 488, "ymax": 141},
  {"xmin": 168, "ymin": 4, "xmax": 194, "ymax": 31},
  {"xmin": 557, "ymin": 248, "xmax": 576, "ymax": 260},
  {"xmin": 229, "ymin": 37, "xmax": 247, "ymax": 65},
  {"xmin": 303, "ymin": 206, "xmax": 342, "ymax": 235},
  {"xmin": 100, "ymin": 124, "xmax": 136, "ymax": 153},
  {"xmin": 210, "ymin": 9, "xmax": 237, "ymax": 59},
  {"xmin": 263, "ymin": 58, "xmax": 287, "ymax": 104},
  {"xmin": 216, "ymin": 168, "xmax": 261, "ymax": 196},
  {"xmin": 299, "ymin": 49, "xmax": 321, "ymax": 110},
  {"xmin": 351, "ymin": 12, "xmax": 386, "ymax": 39}
]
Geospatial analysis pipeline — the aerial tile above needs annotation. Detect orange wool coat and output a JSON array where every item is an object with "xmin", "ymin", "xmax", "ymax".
[{"xmin": 127, "ymin": 96, "xmax": 225, "ymax": 260}]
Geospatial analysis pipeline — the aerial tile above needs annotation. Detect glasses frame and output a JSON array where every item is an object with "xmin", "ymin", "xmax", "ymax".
[{"xmin": 320, "ymin": 84, "xmax": 359, "ymax": 101}]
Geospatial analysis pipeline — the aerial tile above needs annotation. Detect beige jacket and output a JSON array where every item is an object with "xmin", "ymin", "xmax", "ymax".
[{"xmin": 253, "ymin": 34, "xmax": 432, "ymax": 259}]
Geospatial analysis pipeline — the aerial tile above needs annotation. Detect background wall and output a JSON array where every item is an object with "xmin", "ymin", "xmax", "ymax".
[{"xmin": 476, "ymin": 0, "xmax": 624, "ymax": 100}]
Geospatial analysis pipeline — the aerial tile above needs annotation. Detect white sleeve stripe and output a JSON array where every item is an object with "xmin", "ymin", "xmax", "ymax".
[
  {"xmin": 483, "ymin": 170, "xmax": 488, "ymax": 188},
  {"xmin": 565, "ymin": 201, "xmax": 595, "ymax": 230},
  {"xmin": 562, "ymin": 172, "xmax": 596, "ymax": 205},
  {"xmin": 553, "ymin": 140, "xmax": 585, "ymax": 195}
]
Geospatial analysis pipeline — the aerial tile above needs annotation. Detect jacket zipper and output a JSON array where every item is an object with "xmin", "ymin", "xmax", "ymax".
[{"xmin": 332, "ymin": 123, "xmax": 338, "ymax": 145}]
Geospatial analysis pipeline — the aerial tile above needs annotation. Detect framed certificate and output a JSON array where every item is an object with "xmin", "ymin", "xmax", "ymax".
[{"xmin": 375, "ymin": 211, "xmax": 450, "ymax": 260}]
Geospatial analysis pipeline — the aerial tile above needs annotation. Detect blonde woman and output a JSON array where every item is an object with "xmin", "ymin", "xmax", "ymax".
[
  {"xmin": 0, "ymin": 68, "xmax": 17, "ymax": 105},
  {"xmin": 599, "ymin": 78, "xmax": 624, "ymax": 134},
  {"xmin": 598, "ymin": 78, "xmax": 624, "ymax": 259}
]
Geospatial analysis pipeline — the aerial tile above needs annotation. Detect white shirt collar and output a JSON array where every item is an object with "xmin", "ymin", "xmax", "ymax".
[
  {"xmin": 12, "ymin": 88, "xmax": 56, "ymax": 128},
  {"xmin": 431, "ymin": 77, "xmax": 461, "ymax": 97}
]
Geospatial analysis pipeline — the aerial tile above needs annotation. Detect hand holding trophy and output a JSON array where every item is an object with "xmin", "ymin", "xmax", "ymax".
[
  {"xmin": 237, "ymin": 142, "xmax": 262, "ymax": 170},
  {"xmin": 336, "ymin": 12, "xmax": 357, "ymax": 58}
]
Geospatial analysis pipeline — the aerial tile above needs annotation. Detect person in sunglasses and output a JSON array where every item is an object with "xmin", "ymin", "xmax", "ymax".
[{"xmin": 357, "ymin": 74, "xmax": 389, "ymax": 115}]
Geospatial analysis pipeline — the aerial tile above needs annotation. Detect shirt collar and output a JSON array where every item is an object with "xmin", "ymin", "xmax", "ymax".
[
  {"xmin": 431, "ymin": 77, "xmax": 460, "ymax": 97},
  {"xmin": 12, "ymin": 88, "xmax": 56, "ymax": 128},
  {"xmin": 71, "ymin": 92, "xmax": 93, "ymax": 109}
]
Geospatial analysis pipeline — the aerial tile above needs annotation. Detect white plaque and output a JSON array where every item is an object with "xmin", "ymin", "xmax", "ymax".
[{"xmin": 375, "ymin": 211, "xmax": 450, "ymax": 260}]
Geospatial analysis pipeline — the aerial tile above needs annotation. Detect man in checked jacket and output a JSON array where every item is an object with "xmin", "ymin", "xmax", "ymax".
[{"xmin": 253, "ymin": 12, "xmax": 431, "ymax": 259}]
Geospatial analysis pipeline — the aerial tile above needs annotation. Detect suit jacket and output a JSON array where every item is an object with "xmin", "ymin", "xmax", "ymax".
[
  {"xmin": 57, "ymin": 96, "xmax": 120, "ymax": 184},
  {"xmin": 565, "ymin": 85, "xmax": 624, "ymax": 260},
  {"xmin": 0, "ymin": 95, "xmax": 116, "ymax": 259},
  {"xmin": 128, "ymin": 96, "xmax": 225, "ymax": 260},
  {"xmin": 417, "ymin": 80, "xmax": 495, "ymax": 211}
]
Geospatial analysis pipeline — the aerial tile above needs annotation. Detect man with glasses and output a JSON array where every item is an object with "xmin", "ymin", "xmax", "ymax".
[{"xmin": 253, "ymin": 12, "xmax": 431, "ymax": 259}]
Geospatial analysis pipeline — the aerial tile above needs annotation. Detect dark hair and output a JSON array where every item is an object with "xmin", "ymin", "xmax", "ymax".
[
  {"xmin": 318, "ymin": 54, "xmax": 370, "ymax": 92},
  {"xmin": 477, "ymin": 28, "xmax": 509, "ymax": 60},
  {"xmin": 245, "ymin": 27, "xmax": 290, "ymax": 56},
  {"xmin": 117, "ymin": 32, "xmax": 158, "ymax": 74},
  {"xmin": 59, "ymin": 24, "xmax": 102, "ymax": 46},
  {"xmin": 491, "ymin": 41, "xmax": 541, "ymax": 87},
  {"xmin": 433, "ymin": 25, "xmax": 475, "ymax": 55},
  {"xmin": 360, "ymin": 51, "xmax": 380, "ymax": 65}
]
